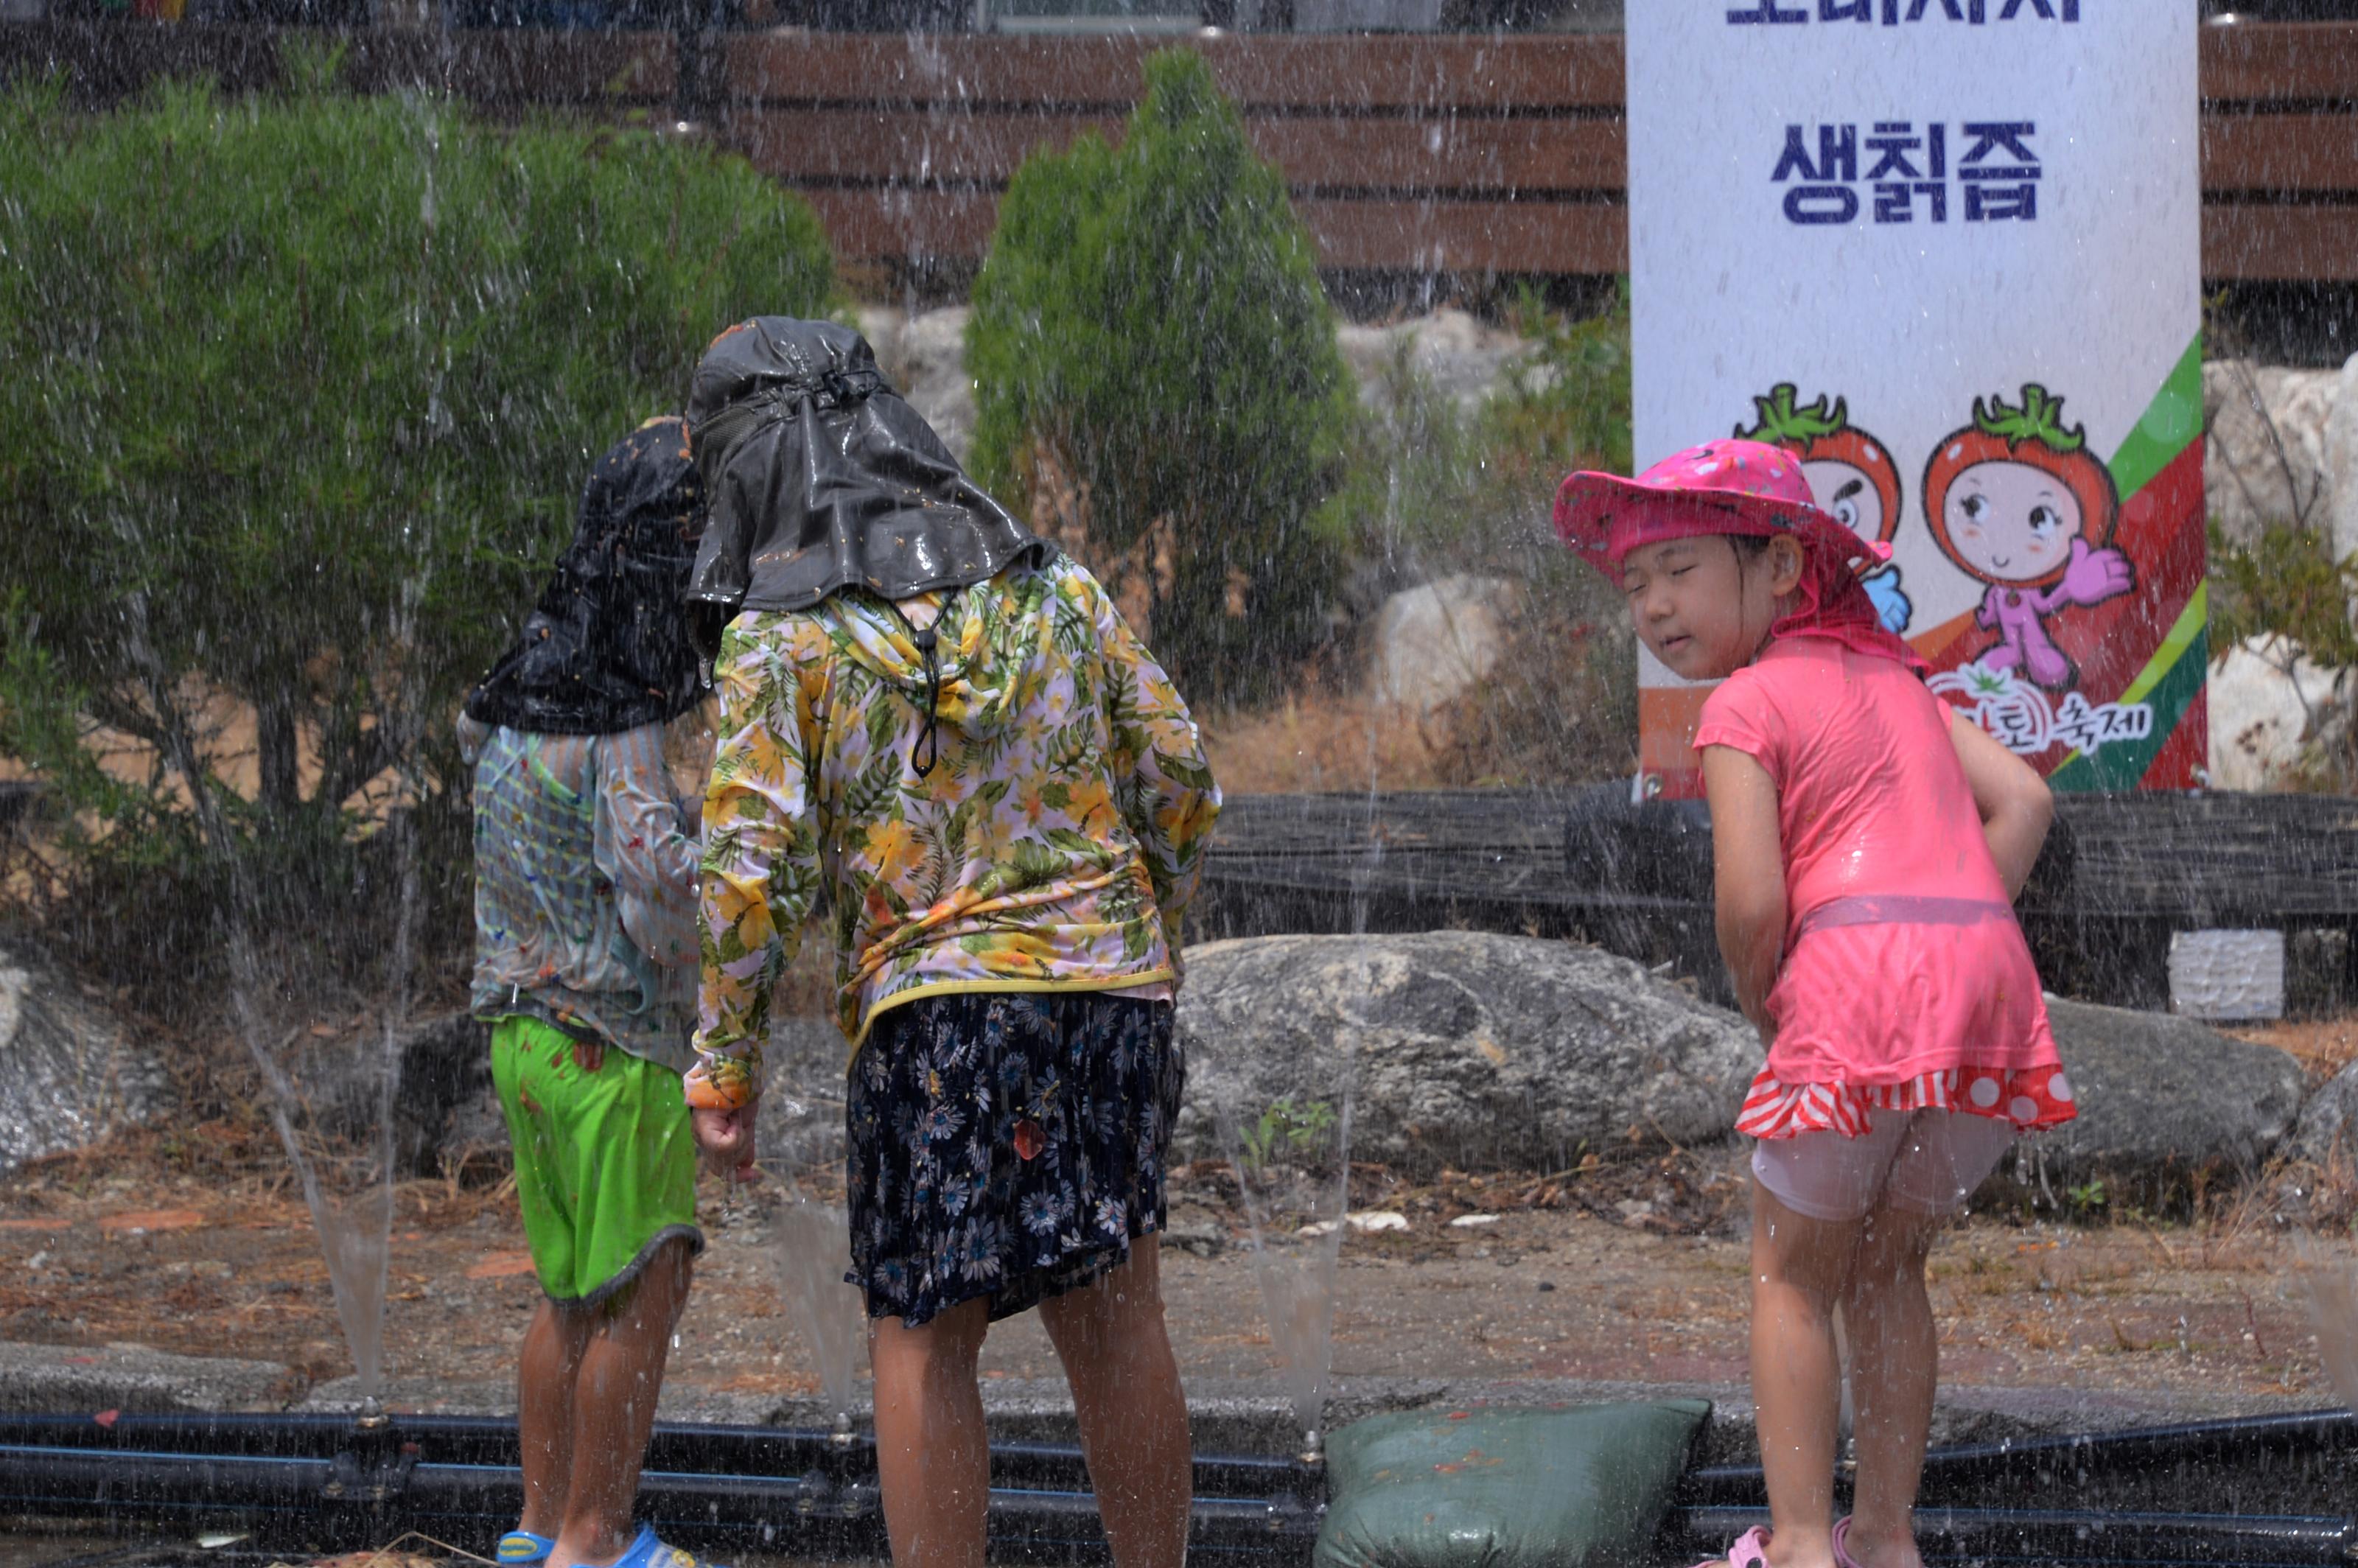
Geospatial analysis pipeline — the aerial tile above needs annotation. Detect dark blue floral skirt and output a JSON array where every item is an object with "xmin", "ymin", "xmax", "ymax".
[{"xmin": 845, "ymin": 991, "xmax": 1182, "ymax": 1328}]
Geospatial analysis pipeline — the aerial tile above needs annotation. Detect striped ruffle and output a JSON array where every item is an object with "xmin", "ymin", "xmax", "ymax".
[{"xmin": 1736, "ymin": 1063, "xmax": 2077, "ymax": 1140}]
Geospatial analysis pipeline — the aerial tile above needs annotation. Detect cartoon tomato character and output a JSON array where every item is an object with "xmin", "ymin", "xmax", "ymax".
[
  {"xmin": 1737, "ymin": 382, "xmax": 1911, "ymax": 634},
  {"xmin": 1923, "ymin": 385, "xmax": 2133, "ymax": 691}
]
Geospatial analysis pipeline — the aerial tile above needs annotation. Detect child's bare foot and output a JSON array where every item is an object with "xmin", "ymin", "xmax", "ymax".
[{"xmin": 1759, "ymin": 1525, "xmax": 1839, "ymax": 1568}]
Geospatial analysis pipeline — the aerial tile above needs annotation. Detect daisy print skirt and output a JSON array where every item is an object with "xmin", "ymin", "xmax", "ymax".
[{"xmin": 845, "ymin": 992, "xmax": 1183, "ymax": 1327}]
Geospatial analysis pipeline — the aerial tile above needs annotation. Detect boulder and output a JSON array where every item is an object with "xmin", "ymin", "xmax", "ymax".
[
  {"xmin": 2287, "ymin": 1058, "xmax": 2358, "ymax": 1172},
  {"xmin": 855, "ymin": 304, "xmax": 907, "ymax": 374},
  {"xmin": 2004, "ymin": 998, "xmax": 2305, "ymax": 1200},
  {"xmin": 2205, "ymin": 358, "xmax": 2338, "ymax": 545},
  {"xmin": 1334, "ymin": 308, "xmax": 1531, "ymax": 415},
  {"xmin": 386, "ymin": 1014, "xmax": 503, "ymax": 1177},
  {"xmin": 2205, "ymin": 635, "xmax": 2351, "ymax": 791},
  {"xmin": 276, "ymin": 1011, "xmax": 503, "ymax": 1180},
  {"xmin": 1370, "ymin": 575, "xmax": 1522, "ymax": 715},
  {"xmin": 897, "ymin": 307, "xmax": 976, "ymax": 463},
  {"xmin": 0, "ymin": 939, "xmax": 171, "ymax": 1171},
  {"xmin": 1172, "ymin": 931, "xmax": 1760, "ymax": 1175},
  {"xmin": 2325, "ymin": 349, "xmax": 2358, "ymax": 567},
  {"xmin": 754, "ymin": 1016, "xmax": 858, "ymax": 1173}
]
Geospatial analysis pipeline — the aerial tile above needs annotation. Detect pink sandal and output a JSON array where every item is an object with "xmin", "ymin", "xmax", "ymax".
[
  {"xmin": 1693, "ymin": 1526, "xmax": 1771, "ymax": 1568},
  {"xmin": 1830, "ymin": 1516, "xmax": 1865, "ymax": 1568}
]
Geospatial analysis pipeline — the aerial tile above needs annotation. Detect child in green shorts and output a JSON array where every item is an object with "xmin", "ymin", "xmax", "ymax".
[{"xmin": 460, "ymin": 416, "xmax": 718, "ymax": 1568}]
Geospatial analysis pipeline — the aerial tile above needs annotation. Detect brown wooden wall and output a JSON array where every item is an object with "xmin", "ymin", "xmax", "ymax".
[
  {"xmin": 7, "ymin": 19, "xmax": 2358, "ymax": 279},
  {"xmin": 729, "ymin": 24, "xmax": 2358, "ymax": 279}
]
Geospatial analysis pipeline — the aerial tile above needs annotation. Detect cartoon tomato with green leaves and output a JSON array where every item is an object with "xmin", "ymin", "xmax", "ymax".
[
  {"xmin": 1923, "ymin": 385, "xmax": 2132, "ymax": 691},
  {"xmin": 1737, "ymin": 383, "xmax": 1911, "ymax": 634}
]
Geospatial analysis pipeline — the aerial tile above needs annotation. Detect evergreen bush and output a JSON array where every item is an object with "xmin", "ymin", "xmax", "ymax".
[
  {"xmin": 0, "ymin": 60, "xmax": 837, "ymax": 997},
  {"xmin": 968, "ymin": 48, "xmax": 1352, "ymax": 704}
]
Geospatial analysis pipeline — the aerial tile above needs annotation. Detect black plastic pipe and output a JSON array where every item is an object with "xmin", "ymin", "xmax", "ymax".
[
  {"xmin": 0, "ymin": 1443, "xmax": 1321, "ymax": 1560},
  {"xmin": 1674, "ymin": 1505, "xmax": 2358, "ymax": 1567},
  {"xmin": 0, "ymin": 1411, "xmax": 1312, "ymax": 1505},
  {"xmin": 1678, "ymin": 1407, "xmax": 2358, "ymax": 1507}
]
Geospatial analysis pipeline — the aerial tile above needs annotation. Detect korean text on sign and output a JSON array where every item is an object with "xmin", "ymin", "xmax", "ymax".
[{"xmin": 1771, "ymin": 122, "xmax": 2039, "ymax": 226}]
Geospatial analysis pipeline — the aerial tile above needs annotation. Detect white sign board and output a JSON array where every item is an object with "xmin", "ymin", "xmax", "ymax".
[{"xmin": 1626, "ymin": 2, "xmax": 2205, "ymax": 797}]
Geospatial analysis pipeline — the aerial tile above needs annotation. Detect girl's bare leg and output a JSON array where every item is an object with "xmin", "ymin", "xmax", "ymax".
[
  {"xmin": 517, "ymin": 1298, "xmax": 596, "ymax": 1538},
  {"xmin": 1039, "ymin": 1239, "xmax": 1192, "ymax": 1568},
  {"xmin": 870, "ymin": 1297, "xmax": 993, "ymax": 1568},
  {"xmin": 1838, "ymin": 1201, "xmax": 1943, "ymax": 1568},
  {"xmin": 1749, "ymin": 1180, "xmax": 1864, "ymax": 1568}
]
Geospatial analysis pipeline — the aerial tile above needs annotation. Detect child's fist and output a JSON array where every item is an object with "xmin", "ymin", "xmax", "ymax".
[{"xmin": 693, "ymin": 1104, "xmax": 760, "ymax": 1186}]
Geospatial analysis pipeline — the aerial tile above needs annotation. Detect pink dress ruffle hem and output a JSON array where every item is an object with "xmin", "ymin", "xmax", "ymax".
[{"xmin": 1736, "ymin": 1062, "xmax": 2079, "ymax": 1140}]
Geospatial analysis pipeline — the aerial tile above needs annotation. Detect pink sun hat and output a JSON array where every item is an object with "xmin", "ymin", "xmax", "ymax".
[
  {"xmin": 1553, "ymin": 437, "xmax": 1920, "ymax": 672},
  {"xmin": 1552, "ymin": 437, "xmax": 1892, "ymax": 583}
]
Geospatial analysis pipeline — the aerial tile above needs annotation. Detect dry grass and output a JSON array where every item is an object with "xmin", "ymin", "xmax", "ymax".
[
  {"xmin": 1204, "ymin": 601, "xmax": 1635, "ymax": 794},
  {"xmin": 2225, "ymin": 1015, "xmax": 2358, "ymax": 1086}
]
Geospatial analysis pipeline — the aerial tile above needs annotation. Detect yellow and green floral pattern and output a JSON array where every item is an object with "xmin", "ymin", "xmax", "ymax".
[{"xmin": 693, "ymin": 556, "xmax": 1220, "ymax": 1105}]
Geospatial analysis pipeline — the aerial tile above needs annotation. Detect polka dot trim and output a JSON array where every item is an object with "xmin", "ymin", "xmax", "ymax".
[{"xmin": 1738, "ymin": 1063, "xmax": 2078, "ymax": 1141}]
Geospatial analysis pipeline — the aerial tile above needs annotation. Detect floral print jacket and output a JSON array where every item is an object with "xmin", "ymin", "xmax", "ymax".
[{"xmin": 691, "ymin": 554, "xmax": 1220, "ymax": 1106}]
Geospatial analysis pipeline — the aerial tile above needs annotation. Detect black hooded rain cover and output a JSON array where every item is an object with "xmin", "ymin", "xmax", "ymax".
[
  {"xmin": 683, "ymin": 317, "xmax": 1049, "ymax": 646},
  {"xmin": 464, "ymin": 416, "xmax": 710, "ymax": 737}
]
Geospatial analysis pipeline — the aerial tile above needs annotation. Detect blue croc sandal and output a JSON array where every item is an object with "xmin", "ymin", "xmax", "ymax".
[
  {"xmin": 497, "ymin": 1532, "xmax": 555, "ymax": 1567},
  {"xmin": 582, "ymin": 1525, "xmax": 724, "ymax": 1568}
]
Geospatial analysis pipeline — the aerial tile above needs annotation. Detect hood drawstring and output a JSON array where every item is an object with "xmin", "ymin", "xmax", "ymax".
[{"xmin": 886, "ymin": 590, "xmax": 961, "ymax": 780}]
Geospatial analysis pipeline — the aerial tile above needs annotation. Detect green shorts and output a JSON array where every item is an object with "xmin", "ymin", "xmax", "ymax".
[{"xmin": 489, "ymin": 1015, "xmax": 703, "ymax": 1306}]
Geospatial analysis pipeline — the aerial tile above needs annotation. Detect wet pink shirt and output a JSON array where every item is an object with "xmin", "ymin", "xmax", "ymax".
[{"xmin": 1693, "ymin": 637, "xmax": 2061, "ymax": 1089}]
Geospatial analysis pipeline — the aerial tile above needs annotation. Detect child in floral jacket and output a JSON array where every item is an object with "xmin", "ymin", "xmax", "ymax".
[{"xmin": 683, "ymin": 318, "xmax": 1217, "ymax": 1568}]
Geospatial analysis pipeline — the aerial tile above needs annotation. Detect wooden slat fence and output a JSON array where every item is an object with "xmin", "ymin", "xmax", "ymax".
[
  {"xmin": 0, "ymin": 19, "xmax": 676, "ymax": 106},
  {"xmin": 729, "ymin": 22, "xmax": 2358, "ymax": 278},
  {"xmin": 5, "ymin": 20, "xmax": 2358, "ymax": 277},
  {"xmin": 1198, "ymin": 788, "xmax": 2358, "ymax": 1012},
  {"xmin": 727, "ymin": 32, "xmax": 1629, "ymax": 273}
]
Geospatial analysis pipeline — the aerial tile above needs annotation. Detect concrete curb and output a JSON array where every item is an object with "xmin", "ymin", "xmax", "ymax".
[{"xmin": 0, "ymin": 1340, "xmax": 304, "ymax": 1415}]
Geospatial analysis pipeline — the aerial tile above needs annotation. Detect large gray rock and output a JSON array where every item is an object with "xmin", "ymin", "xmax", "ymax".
[
  {"xmin": 2205, "ymin": 357, "xmax": 2338, "ymax": 544},
  {"xmin": 755, "ymin": 1016, "xmax": 857, "ymax": 1172},
  {"xmin": 2206, "ymin": 634, "xmax": 2352, "ymax": 791},
  {"xmin": 2288, "ymin": 1057, "xmax": 2358, "ymax": 1172},
  {"xmin": 1335, "ymin": 308, "xmax": 1531, "ymax": 415},
  {"xmin": 0, "ymin": 940, "xmax": 171, "ymax": 1172},
  {"xmin": 1172, "ymin": 931, "xmax": 1760, "ymax": 1175},
  {"xmin": 2008, "ymin": 998, "xmax": 2305, "ymax": 1197},
  {"xmin": 279, "ymin": 1011, "xmax": 501, "ymax": 1180},
  {"xmin": 2325, "ymin": 350, "xmax": 2358, "ymax": 567},
  {"xmin": 1369, "ymin": 575, "xmax": 1521, "ymax": 715},
  {"xmin": 898, "ymin": 307, "xmax": 976, "ymax": 464}
]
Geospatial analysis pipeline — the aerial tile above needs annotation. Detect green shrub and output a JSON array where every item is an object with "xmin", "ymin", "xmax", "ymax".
[
  {"xmin": 0, "ymin": 62, "xmax": 837, "ymax": 998},
  {"xmin": 968, "ymin": 48, "xmax": 1352, "ymax": 704},
  {"xmin": 1308, "ymin": 288, "xmax": 1635, "ymax": 787},
  {"xmin": 1481, "ymin": 280, "xmax": 1634, "ymax": 497}
]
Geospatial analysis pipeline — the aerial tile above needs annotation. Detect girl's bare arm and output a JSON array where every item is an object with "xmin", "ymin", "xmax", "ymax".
[
  {"xmin": 1948, "ymin": 710, "xmax": 2054, "ymax": 900},
  {"xmin": 1701, "ymin": 744, "xmax": 1787, "ymax": 1036}
]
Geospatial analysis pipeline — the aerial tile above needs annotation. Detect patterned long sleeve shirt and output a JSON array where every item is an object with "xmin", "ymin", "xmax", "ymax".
[
  {"xmin": 463, "ymin": 717, "xmax": 702, "ymax": 1071},
  {"xmin": 692, "ymin": 555, "xmax": 1220, "ymax": 1105}
]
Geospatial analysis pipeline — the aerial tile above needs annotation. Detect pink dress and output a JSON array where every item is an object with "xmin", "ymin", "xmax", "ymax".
[{"xmin": 1693, "ymin": 638, "xmax": 2076, "ymax": 1139}]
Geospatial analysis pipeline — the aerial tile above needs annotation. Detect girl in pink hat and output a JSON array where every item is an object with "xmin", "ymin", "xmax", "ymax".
[{"xmin": 1555, "ymin": 438, "xmax": 2075, "ymax": 1568}]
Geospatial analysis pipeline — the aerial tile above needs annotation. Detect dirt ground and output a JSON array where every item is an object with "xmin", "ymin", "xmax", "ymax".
[{"xmin": 0, "ymin": 1106, "xmax": 2349, "ymax": 1418}]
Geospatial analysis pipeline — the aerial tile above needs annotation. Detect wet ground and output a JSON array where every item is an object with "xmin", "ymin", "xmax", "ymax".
[{"xmin": 0, "ymin": 1134, "xmax": 2340, "ymax": 1426}]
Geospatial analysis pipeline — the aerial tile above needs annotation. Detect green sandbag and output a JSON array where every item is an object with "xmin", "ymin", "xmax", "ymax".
[{"xmin": 1314, "ymin": 1401, "xmax": 1713, "ymax": 1568}]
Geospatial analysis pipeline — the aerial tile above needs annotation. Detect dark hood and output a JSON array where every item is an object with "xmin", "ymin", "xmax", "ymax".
[
  {"xmin": 682, "ymin": 317, "xmax": 1049, "ymax": 648},
  {"xmin": 464, "ymin": 416, "xmax": 709, "ymax": 738}
]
